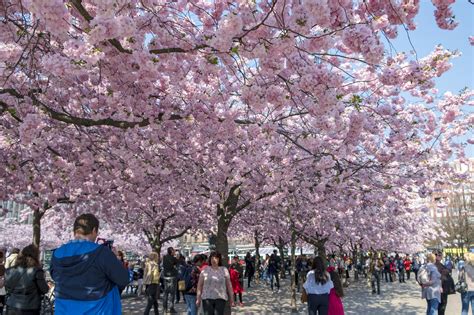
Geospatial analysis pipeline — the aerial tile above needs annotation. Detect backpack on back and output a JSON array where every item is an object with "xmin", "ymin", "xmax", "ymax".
[
  {"xmin": 183, "ymin": 265, "xmax": 194, "ymax": 292},
  {"xmin": 417, "ymin": 265, "xmax": 430, "ymax": 285}
]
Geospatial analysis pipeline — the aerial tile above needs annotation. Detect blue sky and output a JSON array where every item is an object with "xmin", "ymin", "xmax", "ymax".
[{"xmin": 391, "ymin": 1, "xmax": 473, "ymax": 157}]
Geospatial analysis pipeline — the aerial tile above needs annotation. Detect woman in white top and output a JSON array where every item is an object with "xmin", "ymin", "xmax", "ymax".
[
  {"xmin": 459, "ymin": 252, "xmax": 474, "ymax": 315},
  {"xmin": 196, "ymin": 251, "xmax": 234, "ymax": 315},
  {"xmin": 421, "ymin": 253, "xmax": 442, "ymax": 315},
  {"xmin": 303, "ymin": 257, "xmax": 334, "ymax": 315}
]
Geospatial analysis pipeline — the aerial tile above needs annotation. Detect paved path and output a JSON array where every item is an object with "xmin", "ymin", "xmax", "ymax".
[{"xmin": 122, "ymin": 275, "xmax": 462, "ymax": 314}]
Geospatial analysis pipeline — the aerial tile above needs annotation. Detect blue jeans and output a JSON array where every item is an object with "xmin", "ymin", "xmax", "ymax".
[
  {"xmin": 184, "ymin": 294, "xmax": 197, "ymax": 315},
  {"xmin": 426, "ymin": 298, "xmax": 439, "ymax": 315},
  {"xmin": 461, "ymin": 291, "xmax": 474, "ymax": 315}
]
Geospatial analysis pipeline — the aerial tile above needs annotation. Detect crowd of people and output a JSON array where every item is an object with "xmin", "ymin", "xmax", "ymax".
[{"xmin": 0, "ymin": 213, "xmax": 473, "ymax": 315}]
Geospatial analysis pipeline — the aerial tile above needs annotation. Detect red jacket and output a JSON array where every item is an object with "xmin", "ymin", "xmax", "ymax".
[
  {"xmin": 403, "ymin": 259, "xmax": 412, "ymax": 271},
  {"xmin": 229, "ymin": 268, "xmax": 244, "ymax": 294}
]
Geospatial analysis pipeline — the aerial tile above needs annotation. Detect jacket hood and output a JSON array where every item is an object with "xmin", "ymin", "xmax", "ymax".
[{"xmin": 52, "ymin": 240, "xmax": 102, "ymax": 277}]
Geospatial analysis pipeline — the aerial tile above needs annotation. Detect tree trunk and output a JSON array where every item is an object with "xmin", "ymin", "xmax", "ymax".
[
  {"xmin": 316, "ymin": 240, "xmax": 327, "ymax": 263},
  {"xmin": 216, "ymin": 214, "xmax": 230, "ymax": 267},
  {"xmin": 153, "ymin": 243, "xmax": 162, "ymax": 262},
  {"xmin": 352, "ymin": 248, "xmax": 359, "ymax": 281},
  {"xmin": 277, "ymin": 240, "xmax": 286, "ymax": 279},
  {"xmin": 32, "ymin": 209, "xmax": 42, "ymax": 248},
  {"xmin": 254, "ymin": 230, "xmax": 260, "ymax": 258},
  {"xmin": 290, "ymin": 230, "xmax": 298, "ymax": 313}
]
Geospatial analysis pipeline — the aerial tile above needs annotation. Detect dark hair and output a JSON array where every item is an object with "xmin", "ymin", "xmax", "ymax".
[
  {"xmin": 208, "ymin": 251, "xmax": 223, "ymax": 266},
  {"xmin": 15, "ymin": 244, "xmax": 41, "ymax": 268},
  {"xmin": 329, "ymin": 269, "xmax": 344, "ymax": 297},
  {"xmin": 11, "ymin": 248, "xmax": 20, "ymax": 254},
  {"xmin": 193, "ymin": 255, "xmax": 203, "ymax": 264},
  {"xmin": 73, "ymin": 213, "xmax": 99, "ymax": 235},
  {"xmin": 167, "ymin": 247, "xmax": 174, "ymax": 255},
  {"xmin": 245, "ymin": 252, "xmax": 251, "ymax": 259},
  {"xmin": 312, "ymin": 256, "xmax": 328, "ymax": 285}
]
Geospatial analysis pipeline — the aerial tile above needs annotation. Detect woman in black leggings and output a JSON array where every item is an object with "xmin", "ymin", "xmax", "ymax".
[{"xmin": 196, "ymin": 252, "xmax": 234, "ymax": 315}]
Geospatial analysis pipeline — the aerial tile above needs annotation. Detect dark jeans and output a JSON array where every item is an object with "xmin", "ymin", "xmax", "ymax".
[
  {"xmin": 398, "ymin": 269, "xmax": 405, "ymax": 283},
  {"xmin": 307, "ymin": 293, "xmax": 329, "ymax": 315},
  {"xmin": 247, "ymin": 269, "xmax": 254, "ymax": 288},
  {"xmin": 163, "ymin": 277, "xmax": 177, "ymax": 311},
  {"xmin": 371, "ymin": 272, "xmax": 380, "ymax": 294},
  {"xmin": 414, "ymin": 269, "xmax": 419, "ymax": 281},
  {"xmin": 144, "ymin": 284, "xmax": 160, "ymax": 315},
  {"xmin": 383, "ymin": 269, "xmax": 392, "ymax": 282},
  {"xmin": 202, "ymin": 299, "xmax": 226, "ymax": 315},
  {"xmin": 270, "ymin": 272, "xmax": 280, "ymax": 290},
  {"xmin": 406, "ymin": 270, "xmax": 411, "ymax": 280},
  {"xmin": 438, "ymin": 292, "xmax": 448, "ymax": 315}
]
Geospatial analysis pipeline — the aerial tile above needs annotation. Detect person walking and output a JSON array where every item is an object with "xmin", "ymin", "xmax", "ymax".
[
  {"xmin": 229, "ymin": 263, "xmax": 244, "ymax": 307},
  {"xmin": 244, "ymin": 252, "xmax": 255, "ymax": 288},
  {"xmin": 303, "ymin": 257, "xmax": 334, "ymax": 315},
  {"xmin": 382, "ymin": 255, "xmax": 391, "ymax": 282},
  {"xmin": 268, "ymin": 250, "xmax": 281, "ymax": 293},
  {"xmin": 5, "ymin": 245, "xmax": 49, "ymax": 315},
  {"xmin": 196, "ymin": 251, "xmax": 234, "ymax": 315},
  {"xmin": 370, "ymin": 255, "xmax": 384, "ymax": 295},
  {"xmin": 136, "ymin": 262, "xmax": 145, "ymax": 297},
  {"xmin": 413, "ymin": 256, "xmax": 421, "ymax": 281},
  {"xmin": 50, "ymin": 213, "xmax": 130, "ymax": 314},
  {"xmin": 434, "ymin": 250, "xmax": 450, "ymax": 315},
  {"xmin": 183, "ymin": 255, "xmax": 204, "ymax": 315},
  {"xmin": 397, "ymin": 255, "xmax": 405, "ymax": 283},
  {"xmin": 458, "ymin": 252, "xmax": 474, "ymax": 315},
  {"xmin": 404, "ymin": 256, "xmax": 412, "ymax": 280},
  {"xmin": 326, "ymin": 266, "xmax": 344, "ymax": 315},
  {"xmin": 143, "ymin": 252, "xmax": 160, "ymax": 315},
  {"xmin": 176, "ymin": 254, "xmax": 186, "ymax": 304},
  {"xmin": 230, "ymin": 256, "xmax": 244, "ymax": 293},
  {"xmin": 162, "ymin": 247, "xmax": 178, "ymax": 314},
  {"xmin": 421, "ymin": 253, "xmax": 442, "ymax": 315}
]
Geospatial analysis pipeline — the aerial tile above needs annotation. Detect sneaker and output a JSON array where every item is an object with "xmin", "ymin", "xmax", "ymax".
[
  {"xmin": 231, "ymin": 302, "xmax": 236, "ymax": 307},
  {"xmin": 239, "ymin": 302, "xmax": 244, "ymax": 307}
]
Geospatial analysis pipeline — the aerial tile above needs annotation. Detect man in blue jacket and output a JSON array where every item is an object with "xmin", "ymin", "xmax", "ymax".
[{"xmin": 50, "ymin": 213, "xmax": 130, "ymax": 314}]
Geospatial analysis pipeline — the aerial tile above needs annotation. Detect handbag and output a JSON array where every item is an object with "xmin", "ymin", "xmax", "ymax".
[
  {"xmin": 178, "ymin": 280, "xmax": 186, "ymax": 291},
  {"xmin": 301, "ymin": 288, "xmax": 308, "ymax": 303},
  {"xmin": 455, "ymin": 268, "xmax": 468, "ymax": 294}
]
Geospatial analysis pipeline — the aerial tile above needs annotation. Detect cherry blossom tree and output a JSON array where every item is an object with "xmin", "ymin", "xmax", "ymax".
[{"xmin": 1, "ymin": 0, "xmax": 472, "ymax": 264}]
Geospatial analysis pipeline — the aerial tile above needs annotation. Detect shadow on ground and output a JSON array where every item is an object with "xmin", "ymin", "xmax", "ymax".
[{"xmin": 122, "ymin": 274, "xmax": 462, "ymax": 314}]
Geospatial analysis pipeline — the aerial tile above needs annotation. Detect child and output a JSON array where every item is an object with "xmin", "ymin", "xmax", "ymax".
[{"xmin": 229, "ymin": 264, "xmax": 244, "ymax": 306}]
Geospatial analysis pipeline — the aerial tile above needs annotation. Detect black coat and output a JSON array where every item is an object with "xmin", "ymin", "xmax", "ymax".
[{"xmin": 5, "ymin": 266, "xmax": 49, "ymax": 311}]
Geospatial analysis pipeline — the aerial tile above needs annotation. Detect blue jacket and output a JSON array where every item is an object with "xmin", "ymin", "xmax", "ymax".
[{"xmin": 50, "ymin": 240, "xmax": 130, "ymax": 315}]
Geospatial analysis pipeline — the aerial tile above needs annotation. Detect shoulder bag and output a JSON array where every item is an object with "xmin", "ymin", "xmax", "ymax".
[{"xmin": 455, "ymin": 268, "xmax": 468, "ymax": 294}]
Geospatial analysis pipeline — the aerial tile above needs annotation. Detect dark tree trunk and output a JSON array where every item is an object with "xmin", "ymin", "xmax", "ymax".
[
  {"xmin": 316, "ymin": 240, "xmax": 327, "ymax": 263},
  {"xmin": 277, "ymin": 238, "xmax": 286, "ymax": 279},
  {"xmin": 32, "ymin": 208, "xmax": 42, "ymax": 248},
  {"xmin": 216, "ymin": 214, "xmax": 230, "ymax": 267},
  {"xmin": 254, "ymin": 230, "xmax": 261, "ymax": 258}
]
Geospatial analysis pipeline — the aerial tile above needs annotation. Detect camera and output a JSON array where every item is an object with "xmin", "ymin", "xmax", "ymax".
[{"xmin": 96, "ymin": 238, "xmax": 114, "ymax": 250}]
